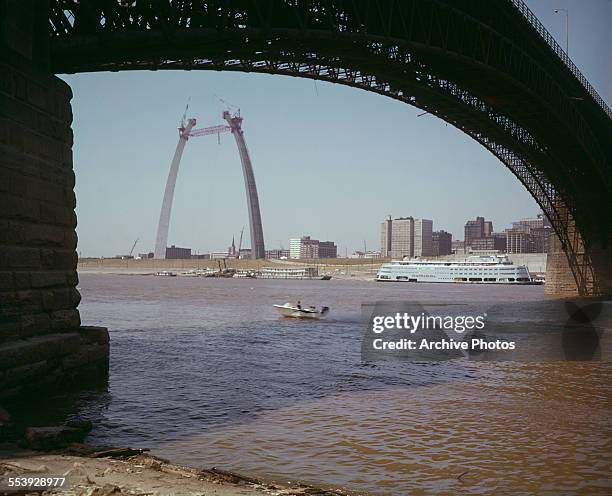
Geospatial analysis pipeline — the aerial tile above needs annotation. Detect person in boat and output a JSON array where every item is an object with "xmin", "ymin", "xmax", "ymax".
[{"xmin": 297, "ymin": 300, "xmax": 301, "ymax": 310}]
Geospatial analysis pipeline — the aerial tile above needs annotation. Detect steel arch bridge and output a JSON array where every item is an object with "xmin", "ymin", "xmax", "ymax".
[{"xmin": 47, "ymin": 0, "xmax": 612, "ymax": 295}]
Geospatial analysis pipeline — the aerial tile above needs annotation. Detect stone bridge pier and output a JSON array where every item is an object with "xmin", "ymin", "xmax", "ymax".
[
  {"xmin": 0, "ymin": 3, "xmax": 109, "ymax": 402},
  {"xmin": 546, "ymin": 229, "xmax": 612, "ymax": 298}
]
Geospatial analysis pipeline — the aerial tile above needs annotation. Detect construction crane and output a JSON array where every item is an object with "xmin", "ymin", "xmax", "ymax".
[
  {"xmin": 180, "ymin": 98, "xmax": 190, "ymax": 128},
  {"xmin": 237, "ymin": 226, "xmax": 244, "ymax": 258},
  {"xmin": 216, "ymin": 96, "xmax": 240, "ymax": 115},
  {"xmin": 128, "ymin": 238, "xmax": 139, "ymax": 257}
]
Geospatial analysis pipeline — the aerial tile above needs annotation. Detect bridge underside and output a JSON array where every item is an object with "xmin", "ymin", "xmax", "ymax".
[
  {"xmin": 0, "ymin": 1, "xmax": 610, "ymax": 402},
  {"xmin": 5, "ymin": 1, "xmax": 612, "ymax": 294},
  {"xmin": 50, "ymin": 9, "xmax": 612, "ymax": 295}
]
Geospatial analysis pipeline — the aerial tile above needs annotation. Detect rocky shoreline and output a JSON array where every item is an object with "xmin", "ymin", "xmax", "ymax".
[
  {"xmin": 1, "ymin": 447, "xmax": 352, "ymax": 496},
  {"xmin": 0, "ymin": 412, "xmax": 352, "ymax": 496}
]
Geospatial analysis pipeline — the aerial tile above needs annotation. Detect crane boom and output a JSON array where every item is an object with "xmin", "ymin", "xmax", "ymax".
[
  {"xmin": 238, "ymin": 226, "xmax": 244, "ymax": 256},
  {"xmin": 129, "ymin": 237, "xmax": 139, "ymax": 256}
]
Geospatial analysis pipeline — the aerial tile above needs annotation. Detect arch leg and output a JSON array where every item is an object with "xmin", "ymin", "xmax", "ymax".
[
  {"xmin": 154, "ymin": 119, "xmax": 196, "ymax": 259},
  {"xmin": 224, "ymin": 112, "xmax": 265, "ymax": 259}
]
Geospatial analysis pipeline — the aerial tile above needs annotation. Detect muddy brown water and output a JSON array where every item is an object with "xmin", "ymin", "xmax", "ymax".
[{"xmin": 67, "ymin": 274, "xmax": 610, "ymax": 495}]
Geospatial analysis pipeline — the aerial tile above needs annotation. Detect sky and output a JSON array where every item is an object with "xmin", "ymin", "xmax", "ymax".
[{"xmin": 62, "ymin": 0, "xmax": 611, "ymax": 257}]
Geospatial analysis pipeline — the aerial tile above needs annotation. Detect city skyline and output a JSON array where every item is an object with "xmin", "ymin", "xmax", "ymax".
[
  {"xmin": 63, "ymin": 0, "xmax": 610, "ymax": 258},
  {"xmin": 70, "ymin": 79, "xmax": 549, "ymax": 257},
  {"xmin": 125, "ymin": 210, "xmax": 551, "ymax": 259}
]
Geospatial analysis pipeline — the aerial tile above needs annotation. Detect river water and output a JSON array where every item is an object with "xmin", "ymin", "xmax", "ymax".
[{"xmin": 70, "ymin": 274, "xmax": 610, "ymax": 495}]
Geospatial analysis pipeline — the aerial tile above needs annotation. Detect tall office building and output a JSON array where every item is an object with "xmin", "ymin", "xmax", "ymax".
[
  {"xmin": 380, "ymin": 217, "xmax": 393, "ymax": 257},
  {"xmin": 414, "ymin": 219, "xmax": 433, "ymax": 257},
  {"xmin": 465, "ymin": 216, "xmax": 484, "ymax": 246},
  {"xmin": 390, "ymin": 217, "xmax": 414, "ymax": 259},
  {"xmin": 464, "ymin": 216, "xmax": 494, "ymax": 248},
  {"xmin": 380, "ymin": 216, "xmax": 433, "ymax": 259},
  {"xmin": 289, "ymin": 237, "xmax": 303, "ymax": 259},
  {"xmin": 432, "ymin": 230, "xmax": 453, "ymax": 256}
]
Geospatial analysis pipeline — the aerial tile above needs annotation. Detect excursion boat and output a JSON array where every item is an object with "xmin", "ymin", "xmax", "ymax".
[
  {"xmin": 273, "ymin": 303, "xmax": 330, "ymax": 319},
  {"xmin": 376, "ymin": 255, "xmax": 535, "ymax": 284}
]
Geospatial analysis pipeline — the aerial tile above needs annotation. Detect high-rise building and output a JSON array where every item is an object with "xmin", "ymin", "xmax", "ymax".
[
  {"xmin": 464, "ymin": 216, "xmax": 484, "ymax": 247},
  {"xmin": 380, "ymin": 216, "xmax": 433, "ymax": 259},
  {"xmin": 464, "ymin": 216, "xmax": 495, "ymax": 249},
  {"xmin": 414, "ymin": 219, "xmax": 433, "ymax": 257},
  {"xmin": 432, "ymin": 230, "xmax": 453, "ymax": 256},
  {"xmin": 464, "ymin": 216, "xmax": 495, "ymax": 246},
  {"xmin": 289, "ymin": 238, "xmax": 301, "ymax": 259},
  {"xmin": 390, "ymin": 217, "xmax": 414, "ymax": 259},
  {"xmin": 380, "ymin": 217, "xmax": 393, "ymax": 257},
  {"xmin": 289, "ymin": 236, "xmax": 336, "ymax": 259}
]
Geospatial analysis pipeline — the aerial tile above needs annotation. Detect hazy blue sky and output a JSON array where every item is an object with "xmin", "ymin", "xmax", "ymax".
[{"xmin": 62, "ymin": 0, "xmax": 611, "ymax": 257}]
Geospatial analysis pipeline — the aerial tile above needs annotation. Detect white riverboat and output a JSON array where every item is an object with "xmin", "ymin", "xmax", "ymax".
[{"xmin": 376, "ymin": 255, "xmax": 535, "ymax": 284}]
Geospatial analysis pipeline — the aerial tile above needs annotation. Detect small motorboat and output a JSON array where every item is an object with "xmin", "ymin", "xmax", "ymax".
[
  {"xmin": 273, "ymin": 302, "xmax": 330, "ymax": 319},
  {"xmin": 154, "ymin": 270, "xmax": 177, "ymax": 277}
]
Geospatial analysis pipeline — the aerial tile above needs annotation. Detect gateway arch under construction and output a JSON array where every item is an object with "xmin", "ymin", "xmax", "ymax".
[{"xmin": 154, "ymin": 110, "xmax": 265, "ymax": 259}]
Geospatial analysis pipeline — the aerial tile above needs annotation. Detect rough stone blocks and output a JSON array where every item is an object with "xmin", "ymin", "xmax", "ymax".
[{"xmin": 0, "ymin": 42, "xmax": 108, "ymax": 400}]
